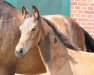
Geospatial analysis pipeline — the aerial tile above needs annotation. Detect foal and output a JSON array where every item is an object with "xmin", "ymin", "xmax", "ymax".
[{"xmin": 15, "ymin": 6, "xmax": 94, "ymax": 75}]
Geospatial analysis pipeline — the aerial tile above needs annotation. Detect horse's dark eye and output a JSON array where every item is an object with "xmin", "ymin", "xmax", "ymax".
[{"xmin": 32, "ymin": 28, "xmax": 36, "ymax": 31}]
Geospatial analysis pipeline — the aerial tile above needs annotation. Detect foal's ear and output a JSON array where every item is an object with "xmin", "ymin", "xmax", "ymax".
[
  {"xmin": 22, "ymin": 6, "xmax": 29, "ymax": 18},
  {"xmin": 32, "ymin": 6, "xmax": 40, "ymax": 19}
]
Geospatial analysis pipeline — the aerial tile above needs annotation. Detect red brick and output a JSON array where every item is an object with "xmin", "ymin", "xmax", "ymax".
[
  {"xmin": 75, "ymin": 14, "xmax": 81, "ymax": 17},
  {"xmin": 90, "ymin": 3, "xmax": 94, "ymax": 6},
  {"xmin": 87, "ymin": 0, "xmax": 94, "ymax": 2},
  {"xmin": 71, "ymin": 0, "xmax": 75, "ymax": 1},
  {"xmin": 87, "ymin": 14, "xmax": 94, "ymax": 18},
  {"xmin": 71, "ymin": 2, "xmax": 77, "ymax": 5},
  {"xmin": 85, "ymin": 29, "xmax": 93, "ymax": 33},
  {"xmin": 90, "ymin": 19, "xmax": 94, "ymax": 22},
  {"xmin": 86, "ymin": 22, "xmax": 94, "ymax": 26},
  {"xmin": 80, "ymin": 0, "xmax": 88, "ymax": 2},
  {"xmin": 75, "ymin": 6, "xmax": 81, "ymax": 9},
  {"xmin": 78, "ymin": 2, "xmax": 89, "ymax": 6},
  {"xmin": 81, "ymin": 7, "xmax": 88, "ymax": 10},
  {"xmin": 70, "ymin": 14, "xmax": 75, "ymax": 17},
  {"xmin": 79, "ymin": 10, "xmax": 84, "ymax": 13},
  {"xmin": 78, "ymin": 18, "xmax": 89, "ymax": 21},
  {"xmin": 82, "ymin": 26, "xmax": 94, "ymax": 29},
  {"xmin": 88, "ymin": 7, "xmax": 93, "ymax": 10},
  {"xmin": 93, "ymin": 31, "xmax": 94, "ymax": 33},
  {"xmin": 71, "ymin": 5, "xmax": 75, "ymax": 9},
  {"xmin": 81, "ymin": 14, "xmax": 86, "ymax": 17},
  {"xmin": 75, "ymin": 0, "xmax": 80, "ymax": 1},
  {"xmin": 84, "ymin": 11, "xmax": 94, "ymax": 14},
  {"xmin": 71, "ymin": 10, "xmax": 79, "ymax": 13},
  {"xmin": 80, "ymin": 22, "xmax": 87, "ymax": 25}
]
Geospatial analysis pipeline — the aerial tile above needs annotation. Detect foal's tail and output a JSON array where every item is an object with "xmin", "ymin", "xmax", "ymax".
[{"xmin": 82, "ymin": 28, "xmax": 94, "ymax": 52}]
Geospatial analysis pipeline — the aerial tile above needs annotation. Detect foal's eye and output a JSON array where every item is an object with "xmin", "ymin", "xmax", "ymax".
[{"xmin": 32, "ymin": 28, "xmax": 36, "ymax": 32}]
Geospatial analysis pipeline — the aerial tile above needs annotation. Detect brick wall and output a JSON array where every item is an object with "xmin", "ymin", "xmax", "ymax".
[{"xmin": 71, "ymin": 0, "xmax": 94, "ymax": 38}]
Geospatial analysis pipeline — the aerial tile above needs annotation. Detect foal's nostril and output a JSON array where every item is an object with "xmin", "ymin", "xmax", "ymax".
[
  {"xmin": 16, "ymin": 48, "xmax": 24, "ymax": 56},
  {"xmin": 19, "ymin": 48, "xmax": 23, "ymax": 54}
]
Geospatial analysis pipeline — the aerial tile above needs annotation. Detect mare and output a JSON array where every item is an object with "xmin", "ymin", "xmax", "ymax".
[
  {"xmin": 0, "ymin": 1, "xmax": 46, "ymax": 75},
  {"xmin": 15, "ymin": 6, "xmax": 94, "ymax": 75}
]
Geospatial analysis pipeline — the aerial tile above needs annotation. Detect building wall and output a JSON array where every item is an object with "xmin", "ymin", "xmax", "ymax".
[{"xmin": 71, "ymin": 0, "xmax": 94, "ymax": 38}]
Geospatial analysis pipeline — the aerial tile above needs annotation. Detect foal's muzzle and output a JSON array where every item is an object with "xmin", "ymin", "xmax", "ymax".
[{"xmin": 15, "ymin": 48, "xmax": 25, "ymax": 57}]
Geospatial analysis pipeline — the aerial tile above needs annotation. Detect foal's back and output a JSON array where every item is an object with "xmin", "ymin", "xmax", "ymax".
[{"xmin": 42, "ymin": 15, "xmax": 85, "ymax": 50}]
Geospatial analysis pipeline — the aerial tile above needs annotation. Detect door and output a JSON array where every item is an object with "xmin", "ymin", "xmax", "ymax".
[{"xmin": 5, "ymin": 0, "xmax": 70, "ymax": 16}]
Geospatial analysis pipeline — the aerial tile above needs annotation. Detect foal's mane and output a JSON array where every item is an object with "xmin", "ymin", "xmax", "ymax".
[{"xmin": 42, "ymin": 17, "xmax": 77, "ymax": 50}]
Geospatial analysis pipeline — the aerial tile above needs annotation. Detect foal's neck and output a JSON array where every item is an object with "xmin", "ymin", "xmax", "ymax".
[{"xmin": 38, "ymin": 19, "xmax": 69, "ymax": 74}]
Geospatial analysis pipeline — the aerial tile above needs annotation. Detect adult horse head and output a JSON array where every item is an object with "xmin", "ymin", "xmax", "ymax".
[
  {"xmin": 0, "ymin": 1, "xmax": 23, "ymax": 74},
  {"xmin": 0, "ymin": 1, "xmax": 46, "ymax": 75}
]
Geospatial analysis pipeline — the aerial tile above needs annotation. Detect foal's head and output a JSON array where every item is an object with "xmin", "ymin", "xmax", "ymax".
[{"xmin": 15, "ymin": 6, "xmax": 42, "ymax": 57}]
